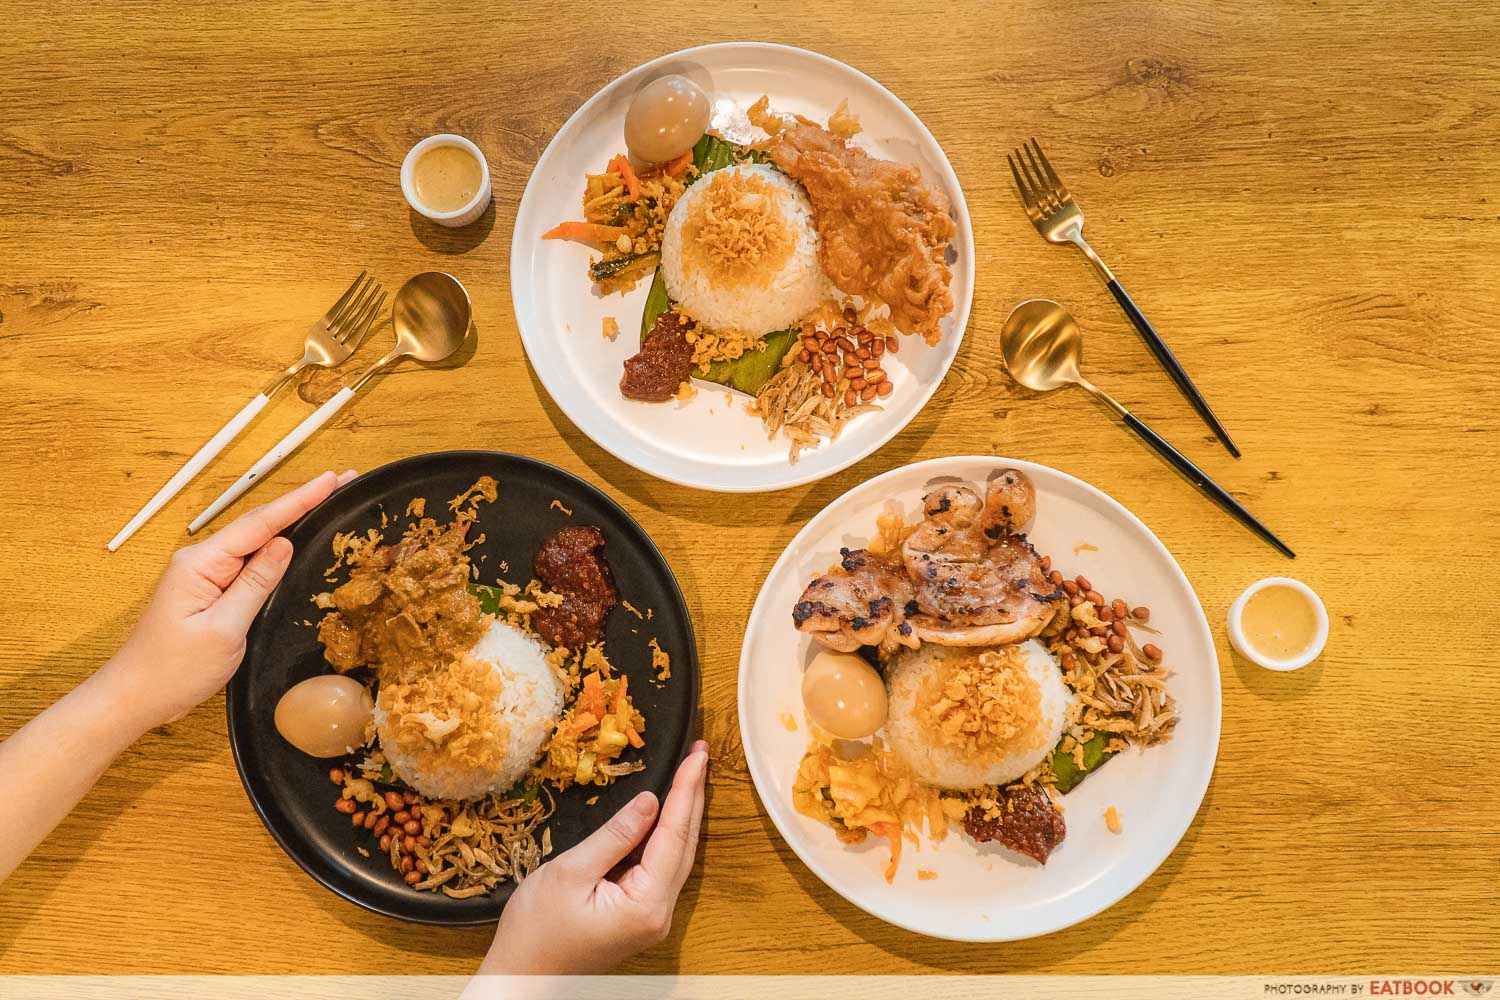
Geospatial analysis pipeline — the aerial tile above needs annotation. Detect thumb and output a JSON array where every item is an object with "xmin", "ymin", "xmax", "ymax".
[
  {"xmin": 212, "ymin": 536, "xmax": 294, "ymax": 635},
  {"xmin": 554, "ymin": 791, "xmax": 658, "ymax": 883}
]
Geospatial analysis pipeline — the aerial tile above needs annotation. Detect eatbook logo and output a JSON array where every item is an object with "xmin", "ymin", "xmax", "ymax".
[{"xmin": 1461, "ymin": 983, "xmax": 1494, "ymax": 997}]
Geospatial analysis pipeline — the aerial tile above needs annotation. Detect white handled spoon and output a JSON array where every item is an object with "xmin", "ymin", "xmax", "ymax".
[{"xmin": 187, "ymin": 272, "xmax": 471, "ymax": 533}]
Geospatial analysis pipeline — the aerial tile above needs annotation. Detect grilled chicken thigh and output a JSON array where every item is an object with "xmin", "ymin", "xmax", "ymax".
[
  {"xmin": 792, "ymin": 470, "xmax": 1061, "ymax": 651},
  {"xmin": 792, "ymin": 548, "xmax": 917, "ymax": 653}
]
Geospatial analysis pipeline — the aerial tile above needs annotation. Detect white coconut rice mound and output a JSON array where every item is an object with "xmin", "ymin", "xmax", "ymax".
[
  {"xmin": 884, "ymin": 639, "xmax": 1075, "ymax": 790},
  {"xmin": 660, "ymin": 162, "xmax": 827, "ymax": 336},
  {"xmin": 374, "ymin": 620, "xmax": 564, "ymax": 801}
]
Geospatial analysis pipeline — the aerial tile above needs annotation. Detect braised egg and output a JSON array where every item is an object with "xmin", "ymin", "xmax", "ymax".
[
  {"xmin": 624, "ymin": 74, "xmax": 710, "ymax": 164},
  {"xmin": 274, "ymin": 675, "xmax": 373, "ymax": 758},
  {"xmin": 800, "ymin": 650, "xmax": 887, "ymax": 740}
]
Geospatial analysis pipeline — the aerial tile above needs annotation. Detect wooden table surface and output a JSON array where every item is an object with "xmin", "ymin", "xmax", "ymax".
[{"xmin": 3, "ymin": 0, "xmax": 1498, "ymax": 977}]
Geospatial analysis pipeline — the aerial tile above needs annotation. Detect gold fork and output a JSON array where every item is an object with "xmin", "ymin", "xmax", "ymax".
[
  {"xmin": 1008, "ymin": 138, "xmax": 1240, "ymax": 457},
  {"xmin": 108, "ymin": 272, "xmax": 386, "ymax": 551}
]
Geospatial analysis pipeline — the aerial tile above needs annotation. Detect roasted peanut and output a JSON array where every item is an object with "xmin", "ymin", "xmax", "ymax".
[
  {"xmin": 379, "ymin": 834, "xmax": 392, "ymax": 852},
  {"xmin": 1075, "ymin": 575, "xmax": 1092, "ymax": 592},
  {"xmin": 374, "ymin": 815, "xmax": 390, "ymax": 836},
  {"xmin": 885, "ymin": 335, "xmax": 900, "ymax": 353},
  {"xmin": 844, "ymin": 389, "xmax": 858, "ymax": 408},
  {"xmin": 1107, "ymin": 634, "xmax": 1125, "ymax": 654},
  {"xmin": 1132, "ymin": 606, "xmax": 1151, "ymax": 622},
  {"xmin": 1039, "ymin": 555, "xmax": 1052, "ymax": 572},
  {"xmin": 404, "ymin": 870, "xmax": 423, "ymax": 886},
  {"xmin": 404, "ymin": 834, "xmax": 418, "ymax": 851},
  {"xmin": 821, "ymin": 383, "xmax": 836, "ymax": 399},
  {"xmin": 1062, "ymin": 580, "xmax": 1080, "ymax": 596},
  {"xmin": 1048, "ymin": 569, "xmax": 1064, "ymax": 586},
  {"xmin": 334, "ymin": 797, "xmax": 357, "ymax": 815},
  {"xmin": 1086, "ymin": 589, "xmax": 1104, "ymax": 606},
  {"xmin": 328, "ymin": 768, "xmax": 344, "ymax": 785},
  {"xmin": 1111, "ymin": 599, "xmax": 1128, "ymax": 619},
  {"xmin": 384, "ymin": 791, "xmax": 405, "ymax": 812},
  {"xmin": 1143, "ymin": 643, "xmax": 1163, "ymax": 662},
  {"xmin": 363, "ymin": 810, "xmax": 379, "ymax": 830},
  {"xmin": 876, "ymin": 380, "xmax": 892, "ymax": 397},
  {"xmin": 351, "ymin": 812, "xmax": 365, "ymax": 827},
  {"xmin": 403, "ymin": 819, "xmax": 421, "ymax": 836},
  {"xmin": 861, "ymin": 384, "xmax": 877, "ymax": 401},
  {"xmin": 393, "ymin": 810, "xmax": 411, "ymax": 824},
  {"xmin": 1111, "ymin": 619, "xmax": 1128, "ymax": 638}
]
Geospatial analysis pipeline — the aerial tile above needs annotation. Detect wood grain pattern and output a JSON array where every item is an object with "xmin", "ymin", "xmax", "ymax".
[{"xmin": 2, "ymin": 0, "xmax": 1498, "ymax": 976}]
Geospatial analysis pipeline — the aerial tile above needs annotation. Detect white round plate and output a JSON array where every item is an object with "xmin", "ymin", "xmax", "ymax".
[
  {"xmin": 737, "ymin": 456, "xmax": 1221, "ymax": 941},
  {"xmin": 511, "ymin": 43, "xmax": 974, "ymax": 492}
]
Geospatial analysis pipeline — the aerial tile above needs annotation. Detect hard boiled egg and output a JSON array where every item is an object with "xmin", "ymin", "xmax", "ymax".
[
  {"xmin": 274, "ymin": 675, "xmax": 373, "ymax": 758},
  {"xmin": 624, "ymin": 74, "xmax": 711, "ymax": 164},
  {"xmin": 800, "ymin": 650, "xmax": 887, "ymax": 740}
]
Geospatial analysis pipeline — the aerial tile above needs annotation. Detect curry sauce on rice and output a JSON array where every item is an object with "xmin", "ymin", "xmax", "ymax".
[{"xmin": 300, "ymin": 478, "xmax": 662, "ymax": 897}]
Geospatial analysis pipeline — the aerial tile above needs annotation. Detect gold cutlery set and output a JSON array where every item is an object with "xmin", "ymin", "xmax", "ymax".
[
  {"xmin": 110, "ymin": 272, "xmax": 471, "ymax": 550},
  {"xmin": 1006, "ymin": 139, "xmax": 1292, "ymax": 557}
]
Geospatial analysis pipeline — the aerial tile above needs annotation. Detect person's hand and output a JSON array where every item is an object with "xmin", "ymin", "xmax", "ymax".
[
  {"xmin": 100, "ymin": 469, "xmax": 355, "ymax": 732},
  {"xmin": 479, "ymin": 740, "xmax": 709, "ymax": 976}
]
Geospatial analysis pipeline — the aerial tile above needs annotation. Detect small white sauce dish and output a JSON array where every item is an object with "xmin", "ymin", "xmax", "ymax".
[
  {"xmin": 401, "ymin": 133, "xmax": 491, "ymax": 228},
  {"xmin": 1227, "ymin": 576, "xmax": 1328, "ymax": 672}
]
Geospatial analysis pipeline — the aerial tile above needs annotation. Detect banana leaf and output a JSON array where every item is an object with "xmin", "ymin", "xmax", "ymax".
[
  {"xmin": 471, "ymin": 583, "xmax": 506, "ymax": 616},
  {"xmin": 1050, "ymin": 731, "xmax": 1115, "ymax": 793},
  {"xmin": 636, "ymin": 134, "xmax": 795, "ymax": 396}
]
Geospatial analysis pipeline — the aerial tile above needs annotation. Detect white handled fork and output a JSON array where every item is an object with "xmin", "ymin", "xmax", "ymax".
[{"xmin": 107, "ymin": 272, "xmax": 385, "ymax": 551}]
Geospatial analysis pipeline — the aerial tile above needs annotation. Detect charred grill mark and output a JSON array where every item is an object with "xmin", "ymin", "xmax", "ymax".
[{"xmin": 792, "ymin": 600, "xmax": 839, "ymax": 626}]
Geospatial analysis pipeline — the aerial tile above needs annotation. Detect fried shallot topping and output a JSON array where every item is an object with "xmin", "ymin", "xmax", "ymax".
[
  {"xmin": 680, "ymin": 168, "xmax": 795, "ymax": 289},
  {"xmin": 914, "ymin": 646, "xmax": 1042, "ymax": 759}
]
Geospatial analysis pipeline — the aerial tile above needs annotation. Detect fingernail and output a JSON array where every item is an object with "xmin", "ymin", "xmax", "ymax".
[{"xmin": 629, "ymin": 790, "xmax": 657, "ymax": 818}]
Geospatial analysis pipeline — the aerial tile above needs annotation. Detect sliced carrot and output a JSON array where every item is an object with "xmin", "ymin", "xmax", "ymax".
[
  {"xmin": 578, "ymin": 672, "xmax": 607, "ymax": 719},
  {"xmin": 871, "ymin": 822, "xmax": 902, "ymax": 883},
  {"xmin": 624, "ymin": 725, "xmax": 644, "ymax": 749},
  {"xmin": 663, "ymin": 150, "xmax": 693, "ymax": 178},
  {"xmin": 572, "ymin": 711, "xmax": 599, "ymax": 735},
  {"xmin": 612, "ymin": 673, "xmax": 630, "ymax": 717},
  {"xmin": 541, "ymin": 221, "xmax": 627, "ymax": 248},
  {"xmin": 608, "ymin": 154, "xmax": 642, "ymax": 200}
]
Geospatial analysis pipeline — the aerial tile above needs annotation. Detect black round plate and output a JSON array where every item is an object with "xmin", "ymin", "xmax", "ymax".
[{"xmin": 227, "ymin": 451, "xmax": 699, "ymax": 925}]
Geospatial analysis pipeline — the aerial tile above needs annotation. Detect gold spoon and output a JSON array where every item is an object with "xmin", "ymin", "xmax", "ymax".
[
  {"xmin": 189, "ymin": 273, "xmax": 472, "ymax": 532},
  {"xmin": 1000, "ymin": 299, "xmax": 1294, "ymax": 558}
]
